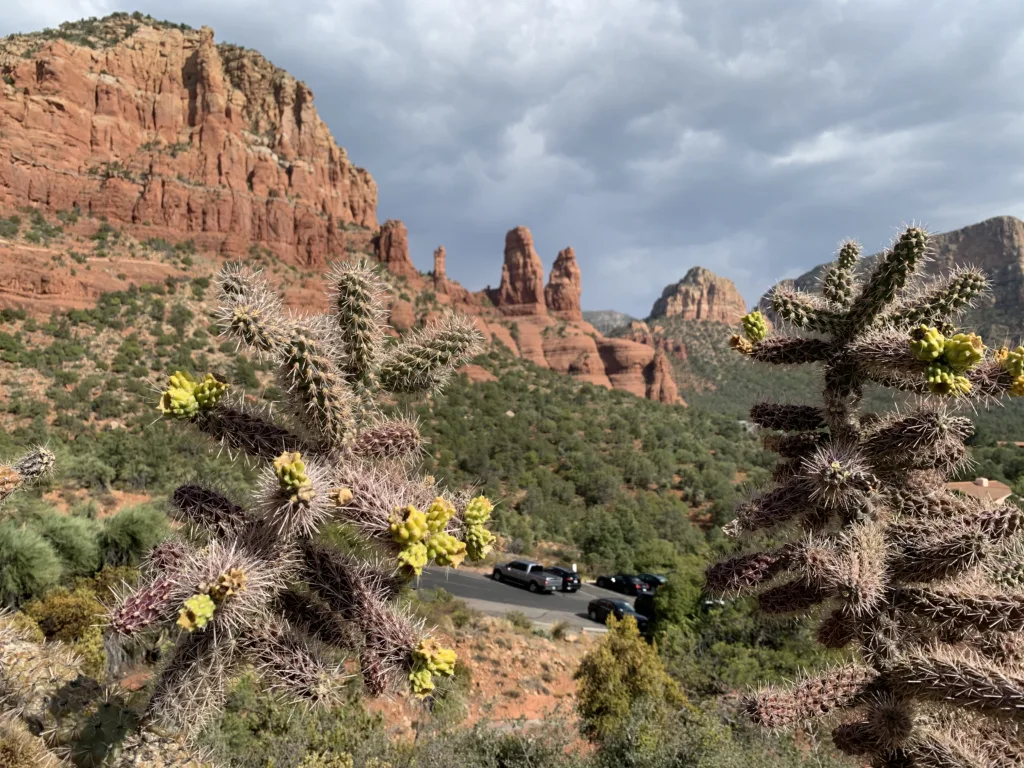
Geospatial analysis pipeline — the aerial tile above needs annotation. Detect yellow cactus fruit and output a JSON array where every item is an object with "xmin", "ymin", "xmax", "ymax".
[
  {"xmin": 463, "ymin": 495, "xmax": 494, "ymax": 527},
  {"xmin": 741, "ymin": 311, "xmax": 768, "ymax": 343},
  {"xmin": 157, "ymin": 370, "xmax": 199, "ymax": 419},
  {"xmin": 329, "ymin": 486, "xmax": 354, "ymax": 507},
  {"xmin": 413, "ymin": 637, "xmax": 457, "ymax": 676},
  {"xmin": 193, "ymin": 373, "xmax": 229, "ymax": 410},
  {"xmin": 925, "ymin": 363, "xmax": 971, "ymax": 396},
  {"xmin": 204, "ymin": 568, "xmax": 247, "ymax": 603},
  {"xmin": 729, "ymin": 334, "xmax": 754, "ymax": 355},
  {"xmin": 942, "ymin": 332, "xmax": 985, "ymax": 371},
  {"xmin": 424, "ymin": 497, "xmax": 456, "ymax": 533},
  {"xmin": 465, "ymin": 525, "xmax": 496, "ymax": 562},
  {"xmin": 389, "ymin": 505, "xmax": 429, "ymax": 544},
  {"xmin": 1003, "ymin": 346, "xmax": 1024, "ymax": 377},
  {"xmin": 409, "ymin": 667, "xmax": 435, "ymax": 698},
  {"xmin": 177, "ymin": 593, "xmax": 216, "ymax": 632},
  {"xmin": 274, "ymin": 452, "xmax": 315, "ymax": 503},
  {"xmin": 1011, "ymin": 375, "xmax": 1024, "ymax": 398},
  {"xmin": 425, "ymin": 532, "xmax": 467, "ymax": 568},
  {"xmin": 909, "ymin": 326, "xmax": 945, "ymax": 362},
  {"xmin": 397, "ymin": 541, "xmax": 428, "ymax": 577}
]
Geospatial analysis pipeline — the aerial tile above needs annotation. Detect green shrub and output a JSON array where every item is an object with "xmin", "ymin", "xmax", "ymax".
[
  {"xmin": 23, "ymin": 585, "xmax": 107, "ymax": 677},
  {"xmin": 36, "ymin": 513, "xmax": 100, "ymax": 575},
  {"xmin": 0, "ymin": 522, "xmax": 62, "ymax": 605},
  {"xmin": 98, "ymin": 503, "xmax": 169, "ymax": 566},
  {"xmin": 574, "ymin": 614, "xmax": 688, "ymax": 744},
  {"xmin": 505, "ymin": 611, "xmax": 533, "ymax": 632}
]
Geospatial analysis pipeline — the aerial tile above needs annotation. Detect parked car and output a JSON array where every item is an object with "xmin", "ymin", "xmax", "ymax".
[
  {"xmin": 587, "ymin": 598, "xmax": 649, "ymax": 632},
  {"xmin": 492, "ymin": 560, "xmax": 562, "ymax": 594},
  {"xmin": 637, "ymin": 573, "xmax": 668, "ymax": 589},
  {"xmin": 595, "ymin": 574, "xmax": 653, "ymax": 596},
  {"xmin": 545, "ymin": 565, "xmax": 581, "ymax": 592}
]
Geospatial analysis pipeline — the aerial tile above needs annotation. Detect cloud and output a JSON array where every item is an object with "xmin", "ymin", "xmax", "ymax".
[{"xmin": 6, "ymin": 0, "xmax": 1024, "ymax": 316}]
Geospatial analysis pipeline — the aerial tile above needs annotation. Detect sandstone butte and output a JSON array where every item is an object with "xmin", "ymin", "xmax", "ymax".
[{"xmin": 0, "ymin": 15, "xmax": 683, "ymax": 405}]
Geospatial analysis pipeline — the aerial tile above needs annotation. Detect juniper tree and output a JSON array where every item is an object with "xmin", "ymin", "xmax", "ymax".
[
  {"xmin": 707, "ymin": 226, "xmax": 1024, "ymax": 767},
  {"xmin": 107, "ymin": 260, "xmax": 495, "ymax": 741}
]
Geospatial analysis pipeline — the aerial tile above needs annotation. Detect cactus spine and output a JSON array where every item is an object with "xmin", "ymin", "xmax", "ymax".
[
  {"xmin": 107, "ymin": 260, "xmax": 491, "ymax": 744},
  {"xmin": 712, "ymin": 225, "xmax": 1024, "ymax": 767}
]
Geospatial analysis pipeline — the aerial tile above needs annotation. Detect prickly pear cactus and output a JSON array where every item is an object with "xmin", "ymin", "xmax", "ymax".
[
  {"xmin": 711, "ymin": 227, "xmax": 1024, "ymax": 766},
  {"xmin": 108, "ymin": 259, "xmax": 495, "ymax": 743}
]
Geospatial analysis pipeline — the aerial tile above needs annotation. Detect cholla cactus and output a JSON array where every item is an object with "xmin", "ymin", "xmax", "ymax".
[
  {"xmin": 708, "ymin": 226, "xmax": 1024, "ymax": 766},
  {"xmin": 0, "ymin": 447, "xmax": 55, "ymax": 510},
  {"xmin": 0, "ymin": 612, "xmax": 210, "ymax": 768},
  {"xmin": 108, "ymin": 259, "xmax": 492, "ymax": 741}
]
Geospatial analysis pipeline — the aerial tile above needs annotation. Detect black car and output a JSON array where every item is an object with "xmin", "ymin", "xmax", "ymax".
[
  {"xmin": 637, "ymin": 573, "xmax": 668, "ymax": 589},
  {"xmin": 595, "ymin": 574, "xmax": 653, "ymax": 596},
  {"xmin": 587, "ymin": 598, "xmax": 649, "ymax": 631},
  {"xmin": 545, "ymin": 565, "xmax": 582, "ymax": 592}
]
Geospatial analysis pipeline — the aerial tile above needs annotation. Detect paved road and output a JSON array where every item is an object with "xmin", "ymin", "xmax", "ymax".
[{"xmin": 413, "ymin": 567, "xmax": 635, "ymax": 633}]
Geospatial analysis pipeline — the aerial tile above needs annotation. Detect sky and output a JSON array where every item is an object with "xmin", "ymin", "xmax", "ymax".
[{"xmin": 5, "ymin": 1, "xmax": 1024, "ymax": 318}]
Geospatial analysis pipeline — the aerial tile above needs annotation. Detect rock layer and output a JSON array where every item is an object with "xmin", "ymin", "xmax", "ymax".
[
  {"xmin": 650, "ymin": 266, "xmax": 747, "ymax": 324},
  {"xmin": 0, "ymin": 21, "xmax": 377, "ymax": 267}
]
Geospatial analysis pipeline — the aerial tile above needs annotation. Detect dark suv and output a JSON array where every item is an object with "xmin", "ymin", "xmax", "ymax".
[
  {"xmin": 587, "ymin": 598, "xmax": 649, "ymax": 632},
  {"xmin": 545, "ymin": 565, "xmax": 581, "ymax": 592},
  {"xmin": 595, "ymin": 574, "xmax": 653, "ymax": 596}
]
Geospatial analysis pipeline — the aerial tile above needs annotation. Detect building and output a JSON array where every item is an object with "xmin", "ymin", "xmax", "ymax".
[{"xmin": 945, "ymin": 477, "xmax": 1013, "ymax": 504}]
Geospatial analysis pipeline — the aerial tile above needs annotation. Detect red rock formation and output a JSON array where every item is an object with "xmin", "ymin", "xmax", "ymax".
[
  {"xmin": 494, "ymin": 226, "xmax": 547, "ymax": 316},
  {"xmin": 373, "ymin": 220, "xmax": 417, "ymax": 278},
  {"xmin": 432, "ymin": 245, "xmax": 447, "ymax": 290},
  {"xmin": 645, "ymin": 350, "xmax": 683, "ymax": 405},
  {"xmin": 0, "ymin": 16, "xmax": 682, "ymax": 407},
  {"xmin": 650, "ymin": 266, "xmax": 747, "ymax": 324},
  {"xmin": 622, "ymin": 320, "xmax": 687, "ymax": 361},
  {"xmin": 545, "ymin": 247, "xmax": 583, "ymax": 321},
  {"xmin": 0, "ymin": 21, "xmax": 377, "ymax": 267}
]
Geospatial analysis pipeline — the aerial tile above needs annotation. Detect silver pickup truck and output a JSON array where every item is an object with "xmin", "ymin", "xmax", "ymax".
[{"xmin": 492, "ymin": 560, "xmax": 562, "ymax": 594}]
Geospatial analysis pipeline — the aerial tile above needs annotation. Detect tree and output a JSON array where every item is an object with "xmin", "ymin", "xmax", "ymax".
[{"xmin": 574, "ymin": 614, "xmax": 689, "ymax": 744}]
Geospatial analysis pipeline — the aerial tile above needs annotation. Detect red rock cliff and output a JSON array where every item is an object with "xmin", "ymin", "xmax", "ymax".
[{"xmin": 0, "ymin": 19, "xmax": 377, "ymax": 266}]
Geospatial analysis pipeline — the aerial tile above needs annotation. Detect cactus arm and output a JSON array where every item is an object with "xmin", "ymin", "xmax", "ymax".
[
  {"xmin": 891, "ymin": 268, "xmax": 989, "ymax": 328},
  {"xmin": 843, "ymin": 227, "xmax": 928, "ymax": 337},
  {"xmin": 748, "ymin": 336, "xmax": 833, "ymax": 366},
  {"xmin": 377, "ymin": 313, "xmax": 485, "ymax": 394},
  {"xmin": 328, "ymin": 259, "xmax": 389, "ymax": 387}
]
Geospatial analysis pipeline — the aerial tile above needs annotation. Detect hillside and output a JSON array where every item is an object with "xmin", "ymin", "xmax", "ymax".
[{"xmin": 0, "ymin": 13, "xmax": 679, "ymax": 405}]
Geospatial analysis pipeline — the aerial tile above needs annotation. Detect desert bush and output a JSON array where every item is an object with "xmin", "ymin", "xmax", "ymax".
[
  {"xmin": 35, "ymin": 513, "xmax": 100, "ymax": 575},
  {"xmin": 98, "ymin": 503, "xmax": 170, "ymax": 566},
  {"xmin": 0, "ymin": 523, "xmax": 62, "ymax": 605},
  {"xmin": 574, "ymin": 614, "xmax": 688, "ymax": 744}
]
